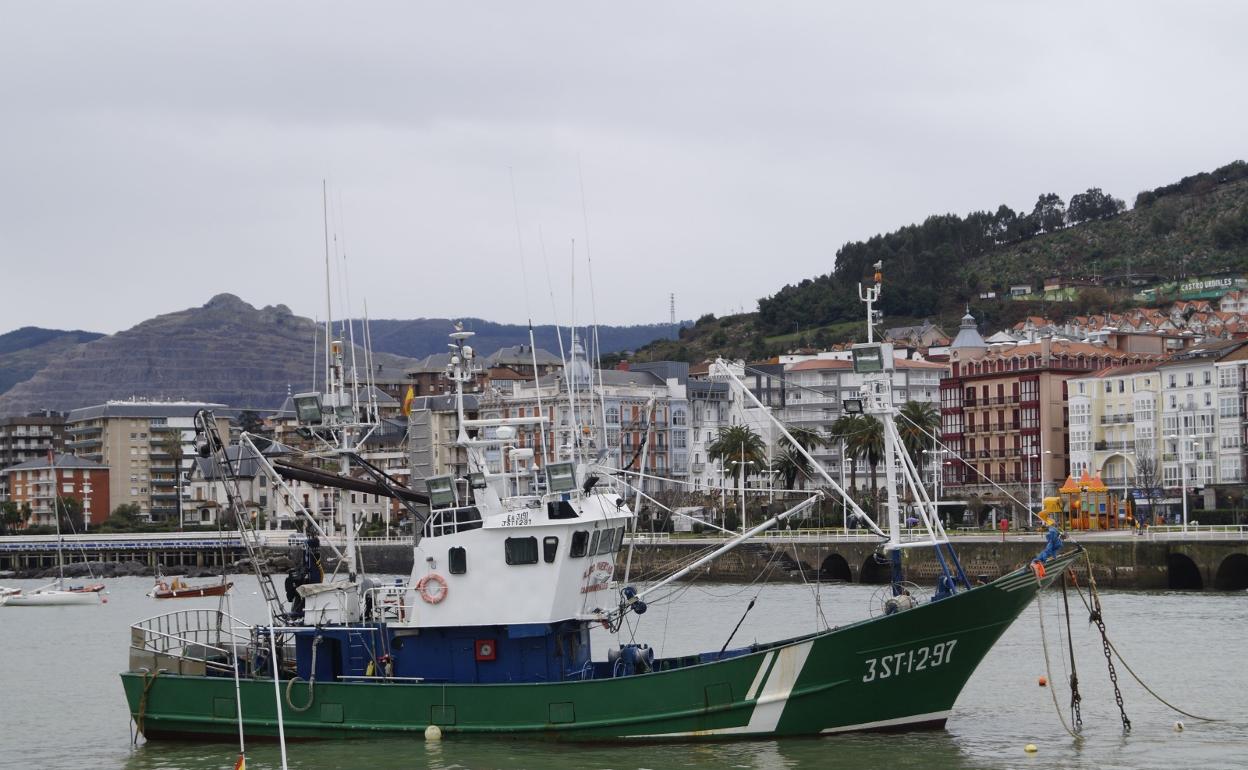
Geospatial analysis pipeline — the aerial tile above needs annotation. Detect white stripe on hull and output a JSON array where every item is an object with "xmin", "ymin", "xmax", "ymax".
[
  {"xmin": 820, "ymin": 709, "xmax": 952, "ymax": 734},
  {"xmin": 634, "ymin": 640, "xmax": 815, "ymax": 738}
]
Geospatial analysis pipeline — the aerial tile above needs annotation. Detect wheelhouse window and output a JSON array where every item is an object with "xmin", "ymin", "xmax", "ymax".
[
  {"xmin": 448, "ymin": 546, "xmax": 467, "ymax": 574},
  {"xmin": 543, "ymin": 536, "xmax": 559, "ymax": 563},
  {"xmin": 587, "ymin": 530, "xmax": 601, "ymax": 556},
  {"xmin": 596, "ymin": 528, "xmax": 616, "ymax": 555},
  {"xmin": 505, "ymin": 536, "xmax": 539, "ymax": 565},
  {"xmin": 614, "ymin": 526, "xmax": 626, "ymax": 553},
  {"xmin": 570, "ymin": 530, "xmax": 589, "ymax": 557}
]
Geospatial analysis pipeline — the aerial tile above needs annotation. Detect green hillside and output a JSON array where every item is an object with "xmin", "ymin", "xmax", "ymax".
[{"xmin": 630, "ymin": 160, "xmax": 1248, "ymax": 364}]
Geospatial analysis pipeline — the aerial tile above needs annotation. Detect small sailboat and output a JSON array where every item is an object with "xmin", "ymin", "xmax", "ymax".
[
  {"xmin": 3, "ymin": 582, "xmax": 102, "ymax": 606},
  {"xmin": 1, "ymin": 453, "xmax": 104, "ymax": 607}
]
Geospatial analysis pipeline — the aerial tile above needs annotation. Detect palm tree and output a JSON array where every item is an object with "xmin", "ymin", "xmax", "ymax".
[
  {"xmin": 158, "ymin": 432, "xmax": 186, "ymax": 529},
  {"xmin": 707, "ymin": 424, "xmax": 767, "ymax": 497},
  {"xmin": 770, "ymin": 445, "xmax": 813, "ymax": 490},
  {"xmin": 783, "ymin": 424, "xmax": 828, "ymax": 453},
  {"xmin": 829, "ymin": 414, "xmax": 885, "ymax": 492},
  {"xmin": 897, "ymin": 400, "xmax": 940, "ymax": 468},
  {"xmin": 827, "ymin": 414, "xmax": 863, "ymax": 490}
]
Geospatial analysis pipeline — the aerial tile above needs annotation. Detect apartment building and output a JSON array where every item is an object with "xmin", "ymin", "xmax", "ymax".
[
  {"xmin": 5, "ymin": 452, "xmax": 109, "ymax": 528},
  {"xmin": 941, "ymin": 319, "xmax": 1163, "ymax": 497},
  {"xmin": 187, "ymin": 441, "xmax": 405, "ymax": 534},
  {"xmin": 0, "ymin": 412, "xmax": 65, "ymax": 501},
  {"xmin": 1156, "ymin": 341, "xmax": 1248, "ymax": 489},
  {"xmin": 781, "ymin": 357, "xmax": 946, "ymax": 488},
  {"xmin": 476, "ymin": 343, "xmax": 689, "ymax": 494},
  {"xmin": 1067, "ymin": 363, "xmax": 1163, "ymax": 496},
  {"xmin": 65, "ymin": 401, "xmax": 234, "ymax": 523}
]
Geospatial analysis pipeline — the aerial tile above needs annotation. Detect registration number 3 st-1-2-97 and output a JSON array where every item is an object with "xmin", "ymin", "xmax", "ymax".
[{"xmin": 862, "ymin": 640, "xmax": 958, "ymax": 683}]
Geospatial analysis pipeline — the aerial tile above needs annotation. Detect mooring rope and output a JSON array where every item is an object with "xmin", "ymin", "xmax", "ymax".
[
  {"xmin": 134, "ymin": 668, "xmax": 162, "ymax": 740},
  {"xmin": 1036, "ymin": 583, "xmax": 1081, "ymax": 738},
  {"xmin": 1070, "ymin": 555, "xmax": 1221, "ymax": 723}
]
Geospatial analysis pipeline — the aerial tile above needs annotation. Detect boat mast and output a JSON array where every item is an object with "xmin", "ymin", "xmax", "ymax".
[
  {"xmin": 858, "ymin": 264, "xmax": 901, "ymax": 548},
  {"xmin": 50, "ymin": 450, "xmax": 64, "ymax": 589}
]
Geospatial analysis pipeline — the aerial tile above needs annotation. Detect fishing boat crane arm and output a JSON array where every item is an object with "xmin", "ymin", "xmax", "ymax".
[
  {"xmin": 613, "ymin": 493, "xmax": 824, "ymax": 617},
  {"xmin": 235, "ymin": 433, "xmax": 347, "ymax": 563}
]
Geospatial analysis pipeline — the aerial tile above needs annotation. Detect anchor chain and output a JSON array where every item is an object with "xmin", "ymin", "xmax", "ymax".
[
  {"xmin": 1077, "ymin": 569, "xmax": 1131, "ymax": 733},
  {"xmin": 1060, "ymin": 579, "xmax": 1083, "ymax": 733}
]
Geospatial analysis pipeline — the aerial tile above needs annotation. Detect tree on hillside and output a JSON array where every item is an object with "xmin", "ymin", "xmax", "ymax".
[
  {"xmin": 1031, "ymin": 193, "xmax": 1067, "ymax": 233},
  {"xmin": 1067, "ymin": 188, "xmax": 1125, "ymax": 224}
]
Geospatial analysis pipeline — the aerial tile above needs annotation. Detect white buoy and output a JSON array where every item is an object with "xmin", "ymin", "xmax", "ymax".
[
  {"xmin": 425, "ymin": 724, "xmax": 442, "ymax": 741},
  {"xmin": 1174, "ymin": 721, "xmax": 1185, "ymax": 732}
]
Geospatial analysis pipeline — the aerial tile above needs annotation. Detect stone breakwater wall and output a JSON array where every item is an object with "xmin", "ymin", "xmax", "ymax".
[
  {"xmin": 4, "ymin": 538, "xmax": 1245, "ymax": 591},
  {"xmin": 350, "ymin": 539, "xmax": 1248, "ymax": 591}
]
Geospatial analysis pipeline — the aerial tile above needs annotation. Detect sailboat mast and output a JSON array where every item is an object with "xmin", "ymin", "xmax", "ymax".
[
  {"xmin": 323, "ymin": 180, "xmax": 333, "ymax": 401},
  {"xmin": 51, "ymin": 451, "xmax": 64, "ymax": 588}
]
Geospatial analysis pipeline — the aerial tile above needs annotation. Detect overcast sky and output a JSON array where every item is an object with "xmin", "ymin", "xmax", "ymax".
[{"xmin": 1, "ymin": 2, "xmax": 1245, "ymax": 335}]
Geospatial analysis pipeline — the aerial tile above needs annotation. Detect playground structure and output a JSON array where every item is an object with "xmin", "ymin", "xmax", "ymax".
[{"xmin": 1038, "ymin": 472, "xmax": 1137, "ymax": 531}]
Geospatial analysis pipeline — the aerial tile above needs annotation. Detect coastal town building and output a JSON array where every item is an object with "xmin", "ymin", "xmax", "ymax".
[
  {"xmin": 64, "ymin": 401, "xmax": 234, "ymax": 524},
  {"xmin": 1067, "ymin": 363, "xmax": 1164, "ymax": 501},
  {"xmin": 940, "ymin": 313, "xmax": 1163, "ymax": 499},
  {"xmin": 186, "ymin": 440, "xmax": 405, "ymax": 535},
  {"xmin": 4, "ymin": 452, "xmax": 110, "ymax": 528},
  {"xmin": 408, "ymin": 394, "xmax": 479, "ymax": 486},
  {"xmin": 404, "ymin": 345, "xmax": 560, "ymax": 398},
  {"xmin": 0, "ymin": 412, "xmax": 65, "ymax": 502},
  {"xmin": 781, "ymin": 356, "xmax": 947, "ymax": 489},
  {"xmin": 477, "ymin": 342, "xmax": 690, "ymax": 494}
]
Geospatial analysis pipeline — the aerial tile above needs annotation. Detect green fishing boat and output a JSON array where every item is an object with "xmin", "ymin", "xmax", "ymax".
[{"xmin": 122, "ymin": 265, "xmax": 1082, "ymax": 742}]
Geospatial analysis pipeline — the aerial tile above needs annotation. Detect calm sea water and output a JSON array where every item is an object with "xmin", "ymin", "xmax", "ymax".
[{"xmin": 0, "ymin": 573, "xmax": 1245, "ymax": 770}]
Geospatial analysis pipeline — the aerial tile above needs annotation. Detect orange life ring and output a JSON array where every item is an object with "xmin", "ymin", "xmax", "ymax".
[{"xmin": 416, "ymin": 573, "xmax": 448, "ymax": 604}]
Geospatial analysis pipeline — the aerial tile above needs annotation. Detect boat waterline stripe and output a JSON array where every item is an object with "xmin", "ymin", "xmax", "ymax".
[
  {"xmin": 820, "ymin": 709, "xmax": 951, "ymax": 734},
  {"xmin": 745, "ymin": 651, "xmax": 776, "ymax": 701}
]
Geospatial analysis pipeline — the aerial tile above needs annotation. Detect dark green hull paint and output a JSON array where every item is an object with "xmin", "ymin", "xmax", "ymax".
[{"xmin": 123, "ymin": 548, "xmax": 1081, "ymax": 741}]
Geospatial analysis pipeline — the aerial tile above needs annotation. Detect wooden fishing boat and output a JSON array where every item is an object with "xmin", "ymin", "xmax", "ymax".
[{"xmin": 150, "ymin": 577, "xmax": 233, "ymax": 599}]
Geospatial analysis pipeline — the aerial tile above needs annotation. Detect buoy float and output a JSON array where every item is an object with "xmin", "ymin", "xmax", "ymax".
[
  {"xmin": 1174, "ymin": 721, "xmax": 1185, "ymax": 732},
  {"xmin": 1037, "ymin": 676, "xmax": 1047, "ymax": 687},
  {"xmin": 1025, "ymin": 744, "xmax": 1038, "ymax": 753},
  {"xmin": 425, "ymin": 724, "xmax": 442, "ymax": 741}
]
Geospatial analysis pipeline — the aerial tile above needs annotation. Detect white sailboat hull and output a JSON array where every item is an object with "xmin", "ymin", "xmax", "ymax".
[{"xmin": 2, "ymin": 590, "xmax": 100, "ymax": 606}]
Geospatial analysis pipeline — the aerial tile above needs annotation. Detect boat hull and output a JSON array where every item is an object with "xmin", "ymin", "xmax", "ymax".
[
  {"xmin": 3, "ymin": 590, "xmax": 100, "ymax": 606},
  {"xmin": 122, "ymin": 548, "xmax": 1081, "ymax": 741},
  {"xmin": 152, "ymin": 582, "xmax": 233, "ymax": 599}
]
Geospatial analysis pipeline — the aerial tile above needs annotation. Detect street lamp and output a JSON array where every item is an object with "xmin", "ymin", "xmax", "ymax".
[
  {"xmin": 730, "ymin": 456, "xmax": 756, "ymax": 535},
  {"xmin": 1026, "ymin": 450, "xmax": 1051, "ymax": 527},
  {"xmin": 1166, "ymin": 434, "xmax": 1196, "ymax": 533},
  {"xmin": 923, "ymin": 448, "xmax": 945, "ymax": 503}
]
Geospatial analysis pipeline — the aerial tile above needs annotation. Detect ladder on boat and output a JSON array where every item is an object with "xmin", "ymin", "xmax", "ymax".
[{"xmin": 194, "ymin": 410, "xmax": 288, "ymax": 621}]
